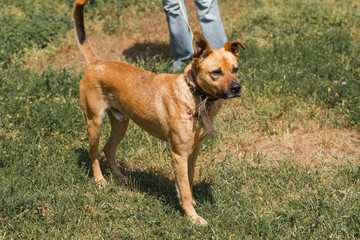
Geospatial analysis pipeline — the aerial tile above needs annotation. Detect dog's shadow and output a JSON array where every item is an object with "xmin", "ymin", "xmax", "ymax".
[
  {"xmin": 76, "ymin": 147, "xmax": 92, "ymax": 177},
  {"xmin": 124, "ymin": 167, "xmax": 214, "ymax": 209},
  {"xmin": 76, "ymin": 148, "xmax": 214, "ymax": 209},
  {"xmin": 122, "ymin": 41, "xmax": 171, "ymax": 62}
]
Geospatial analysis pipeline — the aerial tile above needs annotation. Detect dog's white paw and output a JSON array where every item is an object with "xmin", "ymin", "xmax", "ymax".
[
  {"xmin": 95, "ymin": 178, "xmax": 107, "ymax": 188},
  {"xmin": 192, "ymin": 216, "xmax": 208, "ymax": 226}
]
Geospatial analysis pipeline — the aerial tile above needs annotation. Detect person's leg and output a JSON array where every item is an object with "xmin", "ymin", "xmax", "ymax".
[
  {"xmin": 194, "ymin": 0, "xmax": 227, "ymax": 49},
  {"xmin": 163, "ymin": 0, "xmax": 193, "ymax": 68}
]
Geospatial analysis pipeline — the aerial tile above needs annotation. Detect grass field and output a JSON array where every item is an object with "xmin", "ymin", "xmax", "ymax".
[{"xmin": 1, "ymin": 0, "xmax": 360, "ymax": 238}]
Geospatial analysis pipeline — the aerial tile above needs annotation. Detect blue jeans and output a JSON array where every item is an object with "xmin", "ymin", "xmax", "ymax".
[{"xmin": 163, "ymin": 0, "xmax": 227, "ymax": 62}]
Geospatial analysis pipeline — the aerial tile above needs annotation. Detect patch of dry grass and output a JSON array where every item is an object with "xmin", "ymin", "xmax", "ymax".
[{"xmin": 211, "ymin": 97, "xmax": 360, "ymax": 167}]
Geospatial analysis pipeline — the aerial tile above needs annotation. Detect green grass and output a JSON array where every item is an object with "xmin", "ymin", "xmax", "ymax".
[
  {"xmin": 0, "ymin": 1, "xmax": 72, "ymax": 69},
  {"xmin": 1, "ymin": 0, "xmax": 360, "ymax": 238}
]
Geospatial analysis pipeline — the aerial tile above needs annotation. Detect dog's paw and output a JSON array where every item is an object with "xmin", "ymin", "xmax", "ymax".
[
  {"xmin": 95, "ymin": 178, "xmax": 107, "ymax": 188},
  {"xmin": 192, "ymin": 216, "xmax": 208, "ymax": 226},
  {"xmin": 116, "ymin": 175, "xmax": 128, "ymax": 185}
]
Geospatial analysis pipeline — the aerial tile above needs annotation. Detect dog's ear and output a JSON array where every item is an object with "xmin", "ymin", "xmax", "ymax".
[
  {"xmin": 193, "ymin": 31, "xmax": 212, "ymax": 60},
  {"xmin": 223, "ymin": 41, "xmax": 246, "ymax": 57}
]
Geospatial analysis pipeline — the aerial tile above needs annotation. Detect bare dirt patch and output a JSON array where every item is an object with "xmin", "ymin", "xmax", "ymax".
[
  {"xmin": 214, "ymin": 117, "xmax": 360, "ymax": 166},
  {"xmin": 250, "ymin": 127, "xmax": 360, "ymax": 165}
]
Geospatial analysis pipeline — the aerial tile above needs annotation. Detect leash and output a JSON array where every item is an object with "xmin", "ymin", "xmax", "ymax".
[
  {"xmin": 187, "ymin": 71, "xmax": 217, "ymax": 138},
  {"xmin": 179, "ymin": 0, "xmax": 194, "ymax": 46}
]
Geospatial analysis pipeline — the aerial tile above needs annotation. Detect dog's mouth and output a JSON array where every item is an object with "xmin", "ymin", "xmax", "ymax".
[
  {"xmin": 217, "ymin": 91, "xmax": 241, "ymax": 99},
  {"xmin": 217, "ymin": 83, "xmax": 242, "ymax": 99}
]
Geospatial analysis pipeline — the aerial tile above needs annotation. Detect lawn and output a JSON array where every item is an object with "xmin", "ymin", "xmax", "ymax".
[{"xmin": 0, "ymin": 0, "xmax": 359, "ymax": 238}]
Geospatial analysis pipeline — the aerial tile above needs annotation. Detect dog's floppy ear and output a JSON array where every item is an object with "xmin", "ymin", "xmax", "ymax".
[
  {"xmin": 193, "ymin": 31, "xmax": 212, "ymax": 60},
  {"xmin": 223, "ymin": 41, "xmax": 246, "ymax": 57}
]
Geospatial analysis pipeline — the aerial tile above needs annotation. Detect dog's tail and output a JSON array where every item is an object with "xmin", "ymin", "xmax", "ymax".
[{"xmin": 73, "ymin": 0, "xmax": 100, "ymax": 65}]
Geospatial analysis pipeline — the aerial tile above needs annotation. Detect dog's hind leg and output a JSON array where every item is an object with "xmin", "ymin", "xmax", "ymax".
[
  {"xmin": 83, "ymin": 105, "xmax": 106, "ymax": 186},
  {"xmin": 104, "ymin": 109, "xmax": 129, "ymax": 184}
]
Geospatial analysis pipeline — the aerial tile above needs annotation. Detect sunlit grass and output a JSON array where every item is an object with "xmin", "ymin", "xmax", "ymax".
[{"xmin": 0, "ymin": 0, "xmax": 359, "ymax": 238}]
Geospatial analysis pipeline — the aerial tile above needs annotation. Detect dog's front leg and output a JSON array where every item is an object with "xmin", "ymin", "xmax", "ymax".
[
  {"xmin": 188, "ymin": 145, "xmax": 201, "ymax": 205},
  {"xmin": 170, "ymin": 145, "xmax": 207, "ymax": 225}
]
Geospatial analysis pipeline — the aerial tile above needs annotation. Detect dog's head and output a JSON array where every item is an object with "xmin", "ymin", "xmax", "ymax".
[{"xmin": 190, "ymin": 31, "xmax": 246, "ymax": 99}]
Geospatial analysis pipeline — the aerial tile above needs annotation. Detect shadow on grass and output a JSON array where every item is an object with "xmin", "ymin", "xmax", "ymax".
[
  {"xmin": 124, "ymin": 167, "xmax": 215, "ymax": 211},
  {"xmin": 76, "ymin": 147, "xmax": 214, "ymax": 210},
  {"xmin": 122, "ymin": 41, "xmax": 172, "ymax": 62},
  {"xmin": 76, "ymin": 147, "xmax": 93, "ymax": 177},
  {"xmin": 76, "ymin": 147, "xmax": 214, "ymax": 212}
]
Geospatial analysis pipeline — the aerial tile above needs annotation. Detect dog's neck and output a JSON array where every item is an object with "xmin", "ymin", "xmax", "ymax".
[
  {"xmin": 185, "ymin": 69, "xmax": 218, "ymax": 138},
  {"xmin": 186, "ymin": 70, "xmax": 219, "ymax": 102}
]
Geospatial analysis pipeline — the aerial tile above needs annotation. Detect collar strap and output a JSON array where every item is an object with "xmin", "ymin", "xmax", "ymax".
[
  {"xmin": 198, "ymin": 97, "xmax": 215, "ymax": 138},
  {"xmin": 186, "ymin": 70, "xmax": 216, "ymax": 138}
]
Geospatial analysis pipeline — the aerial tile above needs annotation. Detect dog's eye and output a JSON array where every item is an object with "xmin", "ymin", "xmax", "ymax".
[
  {"xmin": 210, "ymin": 70, "xmax": 222, "ymax": 76},
  {"xmin": 232, "ymin": 67, "xmax": 239, "ymax": 74}
]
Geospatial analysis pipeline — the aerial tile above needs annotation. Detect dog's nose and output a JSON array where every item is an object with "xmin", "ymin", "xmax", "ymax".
[{"xmin": 230, "ymin": 82, "xmax": 241, "ymax": 94}]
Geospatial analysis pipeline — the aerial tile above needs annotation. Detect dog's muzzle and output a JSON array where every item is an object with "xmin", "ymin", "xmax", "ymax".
[
  {"xmin": 230, "ymin": 82, "xmax": 241, "ymax": 95},
  {"xmin": 217, "ymin": 82, "xmax": 241, "ymax": 99}
]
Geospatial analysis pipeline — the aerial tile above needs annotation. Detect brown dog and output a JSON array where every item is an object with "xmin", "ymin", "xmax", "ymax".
[{"xmin": 73, "ymin": 0, "xmax": 245, "ymax": 225}]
